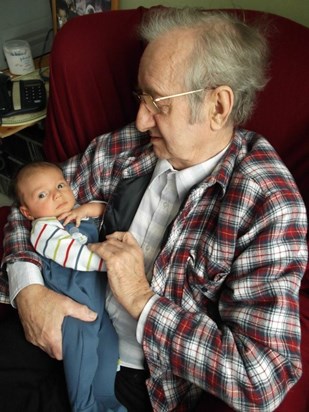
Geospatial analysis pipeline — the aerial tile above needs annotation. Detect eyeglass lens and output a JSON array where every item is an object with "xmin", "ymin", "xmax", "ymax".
[{"xmin": 140, "ymin": 94, "xmax": 159, "ymax": 114}]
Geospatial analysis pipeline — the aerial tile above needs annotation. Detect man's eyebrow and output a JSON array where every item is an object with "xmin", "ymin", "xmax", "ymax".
[
  {"xmin": 135, "ymin": 86, "xmax": 167, "ymax": 98},
  {"xmin": 135, "ymin": 81, "xmax": 162, "ymax": 94}
]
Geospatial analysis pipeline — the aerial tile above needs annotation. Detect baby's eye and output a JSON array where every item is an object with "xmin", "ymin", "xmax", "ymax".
[
  {"xmin": 57, "ymin": 183, "xmax": 65, "ymax": 189},
  {"xmin": 38, "ymin": 192, "xmax": 47, "ymax": 199}
]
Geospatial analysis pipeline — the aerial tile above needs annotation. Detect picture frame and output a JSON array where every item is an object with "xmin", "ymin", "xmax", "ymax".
[{"xmin": 51, "ymin": 0, "xmax": 119, "ymax": 33}]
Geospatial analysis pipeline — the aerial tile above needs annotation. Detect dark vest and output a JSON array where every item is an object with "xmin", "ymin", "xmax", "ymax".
[{"xmin": 99, "ymin": 173, "xmax": 152, "ymax": 240}]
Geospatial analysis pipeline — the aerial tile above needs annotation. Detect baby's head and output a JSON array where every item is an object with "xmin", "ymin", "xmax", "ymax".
[{"xmin": 13, "ymin": 161, "xmax": 75, "ymax": 221}]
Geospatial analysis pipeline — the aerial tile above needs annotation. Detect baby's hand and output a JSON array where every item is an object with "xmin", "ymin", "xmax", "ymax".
[
  {"xmin": 58, "ymin": 203, "xmax": 104, "ymax": 228},
  {"xmin": 58, "ymin": 207, "xmax": 86, "ymax": 227}
]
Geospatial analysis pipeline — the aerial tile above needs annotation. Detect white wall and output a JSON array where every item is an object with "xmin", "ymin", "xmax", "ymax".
[
  {"xmin": 120, "ymin": 0, "xmax": 309, "ymax": 28},
  {"xmin": 0, "ymin": 0, "xmax": 53, "ymax": 70}
]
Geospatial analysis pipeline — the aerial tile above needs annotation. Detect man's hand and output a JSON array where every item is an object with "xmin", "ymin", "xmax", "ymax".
[
  {"xmin": 89, "ymin": 232, "xmax": 154, "ymax": 319},
  {"xmin": 15, "ymin": 284, "xmax": 97, "ymax": 360}
]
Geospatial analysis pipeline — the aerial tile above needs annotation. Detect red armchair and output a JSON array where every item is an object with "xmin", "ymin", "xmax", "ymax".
[{"xmin": 1, "ymin": 7, "xmax": 308, "ymax": 411}]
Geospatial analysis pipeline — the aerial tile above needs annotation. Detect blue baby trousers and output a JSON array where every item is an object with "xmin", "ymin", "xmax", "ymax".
[{"xmin": 42, "ymin": 220, "xmax": 126, "ymax": 412}]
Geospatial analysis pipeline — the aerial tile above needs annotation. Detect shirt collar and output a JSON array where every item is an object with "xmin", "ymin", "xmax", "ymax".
[{"xmin": 151, "ymin": 144, "xmax": 230, "ymax": 203}]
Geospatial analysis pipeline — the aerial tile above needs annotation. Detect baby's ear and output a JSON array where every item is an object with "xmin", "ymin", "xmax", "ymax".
[{"xmin": 19, "ymin": 206, "xmax": 34, "ymax": 221}]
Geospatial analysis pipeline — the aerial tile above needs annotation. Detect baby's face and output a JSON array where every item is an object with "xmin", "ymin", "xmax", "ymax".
[{"xmin": 18, "ymin": 166, "xmax": 75, "ymax": 220}]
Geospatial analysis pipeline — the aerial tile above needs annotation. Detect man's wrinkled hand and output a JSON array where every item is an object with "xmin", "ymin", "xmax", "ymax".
[
  {"xmin": 89, "ymin": 232, "xmax": 154, "ymax": 319},
  {"xmin": 15, "ymin": 284, "xmax": 97, "ymax": 360}
]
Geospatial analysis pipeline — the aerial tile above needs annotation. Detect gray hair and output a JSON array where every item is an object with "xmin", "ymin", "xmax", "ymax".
[{"xmin": 139, "ymin": 7, "xmax": 270, "ymax": 125}]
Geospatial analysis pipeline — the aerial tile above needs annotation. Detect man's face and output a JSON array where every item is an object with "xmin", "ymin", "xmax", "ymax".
[
  {"xmin": 18, "ymin": 166, "xmax": 75, "ymax": 220},
  {"xmin": 136, "ymin": 29, "xmax": 212, "ymax": 170}
]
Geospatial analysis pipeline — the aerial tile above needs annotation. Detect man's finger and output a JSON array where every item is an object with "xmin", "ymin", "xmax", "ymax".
[
  {"xmin": 107, "ymin": 231, "xmax": 139, "ymax": 246},
  {"xmin": 65, "ymin": 300, "xmax": 98, "ymax": 322}
]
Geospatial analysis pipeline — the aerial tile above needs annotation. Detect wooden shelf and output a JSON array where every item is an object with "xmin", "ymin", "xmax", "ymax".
[{"xmin": 0, "ymin": 123, "xmax": 38, "ymax": 138}]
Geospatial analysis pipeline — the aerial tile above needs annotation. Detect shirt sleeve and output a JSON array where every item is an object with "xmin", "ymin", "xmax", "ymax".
[
  {"xmin": 136, "ymin": 294, "xmax": 160, "ymax": 343},
  {"xmin": 2, "ymin": 204, "xmax": 42, "ymax": 268},
  {"xmin": 31, "ymin": 219, "xmax": 105, "ymax": 272},
  {"xmin": 7, "ymin": 261, "xmax": 44, "ymax": 307}
]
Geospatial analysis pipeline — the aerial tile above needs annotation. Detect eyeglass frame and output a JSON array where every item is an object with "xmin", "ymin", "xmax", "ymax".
[{"xmin": 133, "ymin": 88, "xmax": 207, "ymax": 114}]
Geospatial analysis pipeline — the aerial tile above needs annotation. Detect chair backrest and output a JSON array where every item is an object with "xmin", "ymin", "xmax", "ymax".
[
  {"xmin": 44, "ymin": 8, "xmax": 309, "ymax": 213},
  {"xmin": 45, "ymin": 8, "xmax": 146, "ymax": 162},
  {"xmin": 242, "ymin": 11, "xmax": 309, "ymax": 213}
]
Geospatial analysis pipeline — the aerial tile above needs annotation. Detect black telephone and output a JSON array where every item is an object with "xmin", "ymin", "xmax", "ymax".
[{"xmin": 0, "ymin": 73, "xmax": 46, "ymax": 119}]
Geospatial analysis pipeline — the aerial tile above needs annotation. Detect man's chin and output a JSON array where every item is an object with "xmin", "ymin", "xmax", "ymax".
[
  {"xmin": 151, "ymin": 137, "xmax": 166, "ymax": 155},
  {"xmin": 152, "ymin": 146, "xmax": 166, "ymax": 160}
]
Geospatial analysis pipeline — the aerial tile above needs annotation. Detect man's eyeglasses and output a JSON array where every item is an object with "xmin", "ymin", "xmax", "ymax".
[{"xmin": 133, "ymin": 88, "xmax": 207, "ymax": 115}]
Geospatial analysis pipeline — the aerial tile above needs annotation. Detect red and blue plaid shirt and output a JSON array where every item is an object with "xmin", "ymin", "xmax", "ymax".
[{"xmin": 1, "ymin": 123, "xmax": 308, "ymax": 411}]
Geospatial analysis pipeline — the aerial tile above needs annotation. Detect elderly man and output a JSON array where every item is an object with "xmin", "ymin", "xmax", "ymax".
[{"xmin": 2, "ymin": 7, "xmax": 307, "ymax": 412}]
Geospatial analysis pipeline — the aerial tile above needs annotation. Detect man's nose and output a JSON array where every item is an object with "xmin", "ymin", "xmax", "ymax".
[{"xmin": 135, "ymin": 103, "xmax": 156, "ymax": 132}]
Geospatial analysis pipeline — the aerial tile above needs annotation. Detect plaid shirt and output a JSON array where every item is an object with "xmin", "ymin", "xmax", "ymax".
[{"xmin": 1, "ymin": 123, "xmax": 308, "ymax": 411}]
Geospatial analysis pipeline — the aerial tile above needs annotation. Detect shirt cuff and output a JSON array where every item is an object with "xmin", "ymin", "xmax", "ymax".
[
  {"xmin": 7, "ymin": 262, "xmax": 44, "ymax": 307},
  {"xmin": 136, "ymin": 294, "xmax": 160, "ymax": 343}
]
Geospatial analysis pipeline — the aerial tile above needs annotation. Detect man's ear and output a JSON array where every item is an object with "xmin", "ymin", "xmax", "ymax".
[
  {"xmin": 209, "ymin": 86, "xmax": 234, "ymax": 130},
  {"xmin": 19, "ymin": 206, "xmax": 34, "ymax": 221}
]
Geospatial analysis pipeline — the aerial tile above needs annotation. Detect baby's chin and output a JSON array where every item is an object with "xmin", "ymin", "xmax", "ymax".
[{"xmin": 55, "ymin": 208, "xmax": 72, "ymax": 217}]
